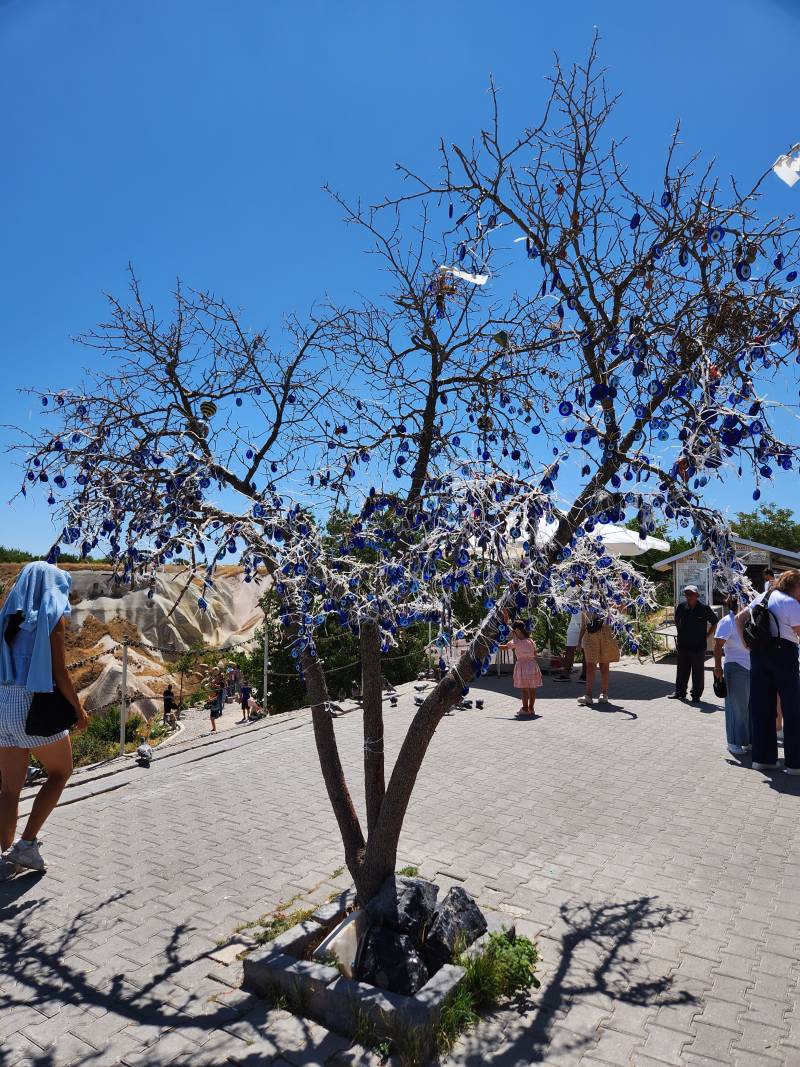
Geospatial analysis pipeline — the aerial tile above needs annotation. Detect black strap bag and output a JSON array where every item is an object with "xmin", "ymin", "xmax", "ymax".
[
  {"xmin": 743, "ymin": 596, "xmax": 782, "ymax": 655},
  {"xmin": 712, "ymin": 674, "xmax": 727, "ymax": 699},
  {"xmin": 25, "ymin": 685, "xmax": 78, "ymax": 737}
]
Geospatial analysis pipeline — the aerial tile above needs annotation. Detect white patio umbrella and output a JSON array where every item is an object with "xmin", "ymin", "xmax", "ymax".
[{"xmin": 503, "ymin": 521, "xmax": 670, "ymax": 558}]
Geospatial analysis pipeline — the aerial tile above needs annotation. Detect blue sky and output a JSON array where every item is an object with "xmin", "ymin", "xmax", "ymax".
[{"xmin": 2, "ymin": 0, "xmax": 799, "ymax": 552}]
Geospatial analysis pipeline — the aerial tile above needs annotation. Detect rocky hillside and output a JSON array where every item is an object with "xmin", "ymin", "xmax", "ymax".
[{"xmin": 0, "ymin": 564, "xmax": 266, "ymax": 718}]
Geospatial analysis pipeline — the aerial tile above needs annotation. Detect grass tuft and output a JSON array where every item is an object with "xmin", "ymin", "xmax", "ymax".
[
  {"xmin": 436, "ymin": 931, "xmax": 540, "ymax": 1053},
  {"xmin": 397, "ymin": 865, "xmax": 419, "ymax": 877}
]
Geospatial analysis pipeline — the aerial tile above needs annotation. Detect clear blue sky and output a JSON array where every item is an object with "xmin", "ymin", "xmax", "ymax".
[{"xmin": 2, "ymin": 0, "xmax": 799, "ymax": 551}]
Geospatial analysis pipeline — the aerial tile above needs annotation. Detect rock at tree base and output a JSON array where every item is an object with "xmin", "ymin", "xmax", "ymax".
[
  {"xmin": 356, "ymin": 926, "xmax": 429, "ymax": 995},
  {"xmin": 425, "ymin": 886, "xmax": 487, "ymax": 964},
  {"xmin": 365, "ymin": 875, "xmax": 439, "ymax": 939}
]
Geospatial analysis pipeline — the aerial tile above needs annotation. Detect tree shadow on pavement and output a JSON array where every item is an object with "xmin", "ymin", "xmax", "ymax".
[
  {"xmin": 453, "ymin": 895, "xmax": 695, "ymax": 1065},
  {"xmin": 0, "ymin": 885, "xmax": 316, "ymax": 1067}
]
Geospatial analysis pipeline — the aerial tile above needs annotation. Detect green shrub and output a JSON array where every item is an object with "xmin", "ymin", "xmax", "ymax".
[
  {"xmin": 436, "ymin": 932, "xmax": 540, "ymax": 1053},
  {"xmin": 68, "ymin": 707, "xmax": 145, "ymax": 767},
  {"xmin": 82, "ymin": 707, "xmax": 143, "ymax": 744}
]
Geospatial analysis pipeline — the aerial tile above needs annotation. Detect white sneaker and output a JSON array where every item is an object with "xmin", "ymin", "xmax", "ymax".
[
  {"xmin": 5, "ymin": 838, "xmax": 46, "ymax": 872},
  {"xmin": 0, "ymin": 856, "xmax": 22, "ymax": 881},
  {"xmin": 598, "ymin": 693, "xmax": 608, "ymax": 704},
  {"xmin": 577, "ymin": 695, "xmax": 594, "ymax": 707},
  {"xmin": 752, "ymin": 762, "xmax": 784, "ymax": 772}
]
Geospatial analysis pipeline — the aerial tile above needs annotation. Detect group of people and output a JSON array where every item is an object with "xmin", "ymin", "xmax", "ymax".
[
  {"xmin": 208, "ymin": 665, "xmax": 259, "ymax": 732},
  {"xmin": 500, "ymin": 606, "xmax": 621, "ymax": 717},
  {"xmin": 709, "ymin": 569, "xmax": 800, "ymax": 774},
  {"xmin": 500, "ymin": 569, "xmax": 800, "ymax": 776}
]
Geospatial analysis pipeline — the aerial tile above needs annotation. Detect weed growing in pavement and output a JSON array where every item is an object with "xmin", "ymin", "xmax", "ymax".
[
  {"xmin": 436, "ymin": 931, "xmax": 540, "ymax": 1054},
  {"xmin": 397, "ymin": 865, "xmax": 419, "ymax": 877}
]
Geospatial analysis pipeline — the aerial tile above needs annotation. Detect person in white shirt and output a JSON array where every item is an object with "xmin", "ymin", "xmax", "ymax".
[
  {"xmin": 736, "ymin": 570, "xmax": 800, "ymax": 774},
  {"xmin": 713, "ymin": 596, "xmax": 750, "ymax": 756}
]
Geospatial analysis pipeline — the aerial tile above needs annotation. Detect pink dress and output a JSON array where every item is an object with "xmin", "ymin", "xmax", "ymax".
[{"xmin": 511, "ymin": 637, "xmax": 543, "ymax": 689}]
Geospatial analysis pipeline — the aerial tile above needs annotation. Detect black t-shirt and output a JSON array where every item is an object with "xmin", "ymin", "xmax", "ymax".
[{"xmin": 675, "ymin": 601, "xmax": 717, "ymax": 652}]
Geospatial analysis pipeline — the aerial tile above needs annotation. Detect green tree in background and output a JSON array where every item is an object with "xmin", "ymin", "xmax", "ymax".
[
  {"xmin": 731, "ymin": 504, "xmax": 800, "ymax": 553},
  {"xmin": 229, "ymin": 589, "xmax": 430, "ymax": 714}
]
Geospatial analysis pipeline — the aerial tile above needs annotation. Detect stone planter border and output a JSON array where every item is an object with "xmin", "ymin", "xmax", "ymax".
[{"xmin": 242, "ymin": 888, "xmax": 515, "ymax": 1059}]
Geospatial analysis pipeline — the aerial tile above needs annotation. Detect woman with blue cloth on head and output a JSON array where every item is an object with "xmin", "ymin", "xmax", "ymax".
[{"xmin": 0, "ymin": 561, "xmax": 88, "ymax": 879}]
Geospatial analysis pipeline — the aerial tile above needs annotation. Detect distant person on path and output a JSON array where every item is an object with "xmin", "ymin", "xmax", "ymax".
[
  {"xmin": 556, "ymin": 608, "xmax": 586, "ymax": 683},
  {"xmin": 499, "ymin": 618, "xmax": 543, "ymax": 719},
  {"xmin": 763, "ymin": 568, "xmax": 776, "ymax": 592},
  {"xmin": 209, "ymin": 669, "xmax": 225, "ymax": 733},
  {"xmin": 239, "ymin": 681, "xmax": 252, "ymax": 723},
  {"xmin": 0, "ymin": 562, "xmax": 89, "ymax": 879},
  {"xmin": 162, "ymin": 684, "xmax": 175, "ymax": 725},
  {"xmin": 670, "ymin": 584, "xmax": 717, "ymax": 703},
  {"xmin": 578, "ymin": 612, "xmax": 620, "ymax": 707},
  {"xmin": 737, "ymin": 570, "xmax": 800, "ymax": 773},
  {"xmin": 713, "ymin": 596, "xmax": 751, "ymax": 756}
]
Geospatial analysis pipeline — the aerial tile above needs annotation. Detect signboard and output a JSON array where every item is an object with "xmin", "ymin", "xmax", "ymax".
[
  {"xmin": 738, "ymin": 549, "xmax": 769, "ymax": 565},
  {"xmin": 675, "ymin": 557, "xmax": 712, "ymax": 607}
]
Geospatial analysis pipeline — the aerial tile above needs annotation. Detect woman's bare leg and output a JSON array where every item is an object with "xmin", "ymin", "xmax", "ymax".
[
  {"xmin": 585, "ymin": 662, "xmax": 597, "ymax": 697},
  {"xmin": 0, "ymin": 748, "xmax": 29, "ymax": 851},
  {"xmin": 600, "ymin": 663, "xmax": 610, "ymax": 696},
  {"xmin": 20, "ymin": 736, "xmax": 73, "ymax": 842}
]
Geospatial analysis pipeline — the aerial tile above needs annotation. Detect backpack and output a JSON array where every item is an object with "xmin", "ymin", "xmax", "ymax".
[{"xmin": 743, "ymin": 595, "xmax": 781, "ymax": 653}]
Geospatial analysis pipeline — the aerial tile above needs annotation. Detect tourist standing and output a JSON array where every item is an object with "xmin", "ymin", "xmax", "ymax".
[
  {"xmin": 578, "ymin": 612, "xmax": 620, "ymax": 707},
  {"xmin": 670, "ymin": 584, "xmax": 717, "ymax": 703},
  {"xmin": 239, "ymin": 681, "xmax": 252, "ymax": 723},
  {"xmin": 209, "ymin": 669, "xmax": 225, "ymax": 733},
  {"xmin": 713, "ymin": 596, "xmax": 751, "ymax": 756},
  {"xmin": 556, "ymin": 608, "xmax": 586, "ymax": 682},
  {"xmin": 0, "ymin": 562, "xmax": 89, "ymax": 878},
  {"xmin": 499, "ymin": 619, "xmax": 543, "ymax": 719},
  {"xmin": 737, "ymin": 570, "xmax": 800, "ymax": 773},
  {"xmin": 162, "ymin": 683, "xmax": 175, "ymax": 725}
]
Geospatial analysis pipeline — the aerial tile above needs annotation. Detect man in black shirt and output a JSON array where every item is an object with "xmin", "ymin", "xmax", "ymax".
[{"xmin": 670, "ymin": 585, "xmax": 718, "ymax": 703}]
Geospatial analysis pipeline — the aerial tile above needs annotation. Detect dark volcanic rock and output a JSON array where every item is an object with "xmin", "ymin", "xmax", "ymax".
[
  {"xmin": 425, "ymin": 886, "xmax": 487, "ymax": 964},
  {"xmin": 356, "ymin": 926, "xmax": 429, "ymax": 995},
  {"xmin": 365, "ymin": 875, "xmax": 439, "ymax": 939}
]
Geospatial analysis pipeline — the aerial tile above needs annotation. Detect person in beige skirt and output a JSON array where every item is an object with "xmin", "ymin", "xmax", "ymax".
[{"xmin": 578, "ymin": 613, "xmax": 620, "ymax": 707}]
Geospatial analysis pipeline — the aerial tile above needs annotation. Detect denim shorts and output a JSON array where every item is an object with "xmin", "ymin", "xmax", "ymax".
[{"xmin": 0, "ymin": 685, "xmax": 70, "ymax": 748}]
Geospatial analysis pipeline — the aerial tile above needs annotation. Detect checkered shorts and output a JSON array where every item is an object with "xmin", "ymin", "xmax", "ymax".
[{"xmin": 0, "ymin": 685, "xmax": 70, "ymax": 748}]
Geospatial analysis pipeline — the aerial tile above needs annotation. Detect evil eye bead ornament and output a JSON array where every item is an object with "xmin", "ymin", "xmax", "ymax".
[
  {"xmin": 707, "ymin": 224, "xmax": 725, "ymax": 244},
  {"xmin": 558, "ymin": 401, "xmax": 573, "ymax": 417},
  {"xmin": 735, "ymin": 261, "xmax": 752, "ymax": 281}
]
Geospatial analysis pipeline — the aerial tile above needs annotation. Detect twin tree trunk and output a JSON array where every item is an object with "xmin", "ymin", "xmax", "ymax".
[{"xmin": 299, "ymin": 451, "xmax": 617, "ymax": 905}]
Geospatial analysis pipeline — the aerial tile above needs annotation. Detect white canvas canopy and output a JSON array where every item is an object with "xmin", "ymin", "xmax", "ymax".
[{"xmin": 521, "ymin": 521, "xmax": 670, "ymax": 558}]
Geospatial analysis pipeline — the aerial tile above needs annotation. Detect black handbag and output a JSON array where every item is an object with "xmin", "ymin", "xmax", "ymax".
[
  {"xmin": 712, "ymin": 674, "xmax": 727, "ymax": 699},
  {"xmin": 25, "ymin": 685, "xmax": 78, "ymax": 737}
]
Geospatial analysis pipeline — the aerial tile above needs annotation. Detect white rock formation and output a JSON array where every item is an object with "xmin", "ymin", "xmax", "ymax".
[{"xmin": 68, "ymin": 568, "xmax": 266, "ymax": 653}]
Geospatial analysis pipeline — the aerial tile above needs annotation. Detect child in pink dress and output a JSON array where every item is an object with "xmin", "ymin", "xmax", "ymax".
[{"xmin": 500, "ymin": 619, "xmax": 543, "ymax": 718}]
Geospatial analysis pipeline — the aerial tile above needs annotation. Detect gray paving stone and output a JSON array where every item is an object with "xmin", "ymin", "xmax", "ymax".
[{"xmin": 4, "ymin": 663, "xmax": 800, "ymax": 1065}]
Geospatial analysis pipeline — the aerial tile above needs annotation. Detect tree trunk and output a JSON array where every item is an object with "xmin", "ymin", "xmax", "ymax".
[
  {"xmin": 300, "ymin": 650, "xmax": 366, "ymax": 873},
  {"xmin": 360, "ymin": 619, "xmax": 385, "ymax": 835}
]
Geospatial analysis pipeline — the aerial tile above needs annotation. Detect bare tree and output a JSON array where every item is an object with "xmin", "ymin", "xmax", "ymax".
[{"xmin": 16, "ymin": 43, "xmax": 800, "ymax": 904}]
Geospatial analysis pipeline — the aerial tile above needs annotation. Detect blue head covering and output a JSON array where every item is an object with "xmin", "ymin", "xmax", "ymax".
[{"xmin": 0, "ymin": 561, "xmax": 72, "ymax": 692}]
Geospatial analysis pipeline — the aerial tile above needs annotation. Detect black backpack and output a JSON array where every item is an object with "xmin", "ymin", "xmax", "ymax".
[{"xmin": 743, "ymin": 595, "xmax": 781, "ymax": 653}]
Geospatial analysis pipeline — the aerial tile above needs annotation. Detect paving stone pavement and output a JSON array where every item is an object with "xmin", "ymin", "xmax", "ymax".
[{"xmin": 3, "ymin": 659, "xmax": 800, "ymax": 1066}]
